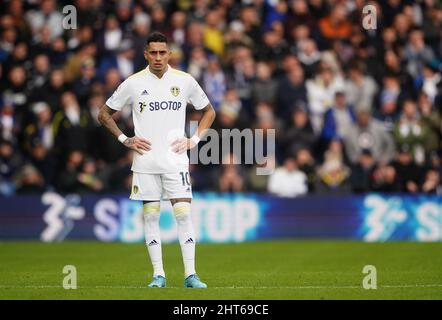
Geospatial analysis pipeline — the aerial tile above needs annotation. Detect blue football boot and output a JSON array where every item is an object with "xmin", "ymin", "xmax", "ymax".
[
  {"xmin": 148, "ymin": 275, "xmax": 166, "ymax": 288},
  {"xmin": 184, "ymin": 274, "xmax": 207, "ymax": 288}
]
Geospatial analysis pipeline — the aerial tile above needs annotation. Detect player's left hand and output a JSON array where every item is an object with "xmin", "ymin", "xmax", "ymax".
[{"xmin": 171, "ymin": 138, "xmax": 196, "ymax": 154}]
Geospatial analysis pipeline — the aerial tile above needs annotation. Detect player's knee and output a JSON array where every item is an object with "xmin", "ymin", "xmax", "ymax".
[
  {"xmin": 173, "ymin": 202, "xmax": 191, "ymax": 224},
  {"xmin": 143, "ymin": 201, "xmax": 161, "ymax": 222}
]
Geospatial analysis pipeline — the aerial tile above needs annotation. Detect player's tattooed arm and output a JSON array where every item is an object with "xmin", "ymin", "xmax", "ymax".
[
  {"xmin": 197, "ymin": 103, "xmax": 216, "ymax": 138},
  {"xmin": 172, "ymin": 103, "xmax": 216, "ymax": 154},
  {"xmin": 98, "ymin": 105, "xmax": 122, "ymax": 138},
  {"xmin": 98, "ymin": 104, "xmax": 151, "ymax": 155}
]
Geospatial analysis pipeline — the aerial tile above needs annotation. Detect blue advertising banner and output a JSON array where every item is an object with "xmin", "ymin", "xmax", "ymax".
[{"xmin": 0, "ymin": 192, "xmax": 441, "ymax": 242}]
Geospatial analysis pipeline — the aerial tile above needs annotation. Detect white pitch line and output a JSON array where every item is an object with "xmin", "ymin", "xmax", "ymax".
[{"xmin": 1, "ymin": 284, "xmax": 442, "ymax": 290}]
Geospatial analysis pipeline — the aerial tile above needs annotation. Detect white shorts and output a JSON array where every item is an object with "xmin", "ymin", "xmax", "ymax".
[{"xmin": 129, "ymin": 171, "xmax": 193, "ymax": 201}]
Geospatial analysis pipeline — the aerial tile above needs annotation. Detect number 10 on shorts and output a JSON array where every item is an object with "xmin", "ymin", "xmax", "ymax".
[{"xmin": 180, "ymin": 172, "xmax": 190, "ymax": 186}]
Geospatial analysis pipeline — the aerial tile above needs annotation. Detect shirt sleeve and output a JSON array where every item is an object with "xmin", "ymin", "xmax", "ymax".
[
  {"xmin": 187, "ymin": 76, "xmax": 210, "ymax": 110},
  {"xmin": 105, "ymin": 79, "xmax": 132, "ymax": 111}
]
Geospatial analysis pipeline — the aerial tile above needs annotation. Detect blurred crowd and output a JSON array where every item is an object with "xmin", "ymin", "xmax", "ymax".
[{"xmin": 0, "ymin": 0, "xmax": 441, "ymax": 197}]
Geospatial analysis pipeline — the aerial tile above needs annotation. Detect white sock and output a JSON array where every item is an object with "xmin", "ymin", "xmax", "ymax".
[
  {"xmin": 143, "ymin": 202, "xmax": 165, "ymax": 277},
  {"xmin": 173, "ymin": 202, "xmax": 196, "ymax": 278}
]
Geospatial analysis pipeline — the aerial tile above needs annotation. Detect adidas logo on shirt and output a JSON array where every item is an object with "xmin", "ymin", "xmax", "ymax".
[
  {"xmin": 185, "ymin": 238, "xmax": 194, "ymax": 244},
  {"xmin": 148, "ymin": 239, "xmax": 159, "ymax": 246},
  {"xmin": 141, "ymin": 89, "xmax": 149, "ymax": 95}
]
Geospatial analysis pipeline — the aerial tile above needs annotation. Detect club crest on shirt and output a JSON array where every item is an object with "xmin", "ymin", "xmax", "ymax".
[
  {"xmin": 132, "ymin": 185, "xmax": 139, "ymax": 194},
  {"xmin": 170, "ymin": 86, "xmax": 180, "ymax": 97}
]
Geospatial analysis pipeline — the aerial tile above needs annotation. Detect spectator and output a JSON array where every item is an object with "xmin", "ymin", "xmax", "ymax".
[
  {"xmin": 167, "ymin": 46, "xmax": 185, "ymax": 70},
  {"xmin": 63, "ymin": 42, "xmax": 97, "ymax": 83},
  {"xmin": 108, "ymin": 151, "xmax": 133, "ymax": 192},
  {"xmin": 297, "ymin": 38, "xmax": 321, "ymax": 79},
  {"xmin": 103, "ymin": 68, "xmax": 122, "ymax": 99},
  {"xmin": 393, "ymin": 99, "xmax": 429, "ymax": 164},
  {"xmin": 23, "ymin": 102, "xmax": 54, "ymax": 185},
  {"xmin": 182, "ymin": 22, "xmax": 205, "ymax": 62},
  {"xmin": 202, "ymin": 55, "xmax": 226, "ymax": 111},
  {"xmin": 374, "ymin": 74, "xmax": 403, "ymax": 133},
  {"xmin": 0, "ymin": 26, "xmax": 17, "ymax": 62},
  {"xmin": 3, "ymin": 66, "xmax": 29, "ymax": 132},
  {"xmin": 371, "ymin": 163, "xmax": 401, "ymax": 193},
  {"xmin": 6, "ymin": 0, "xmax": 29, "ymax": 41},
  {"xmin": 344, "ymin": 63, "xmax": 378, "ymax": 112},
  {"xmin": 25, "ymin": 0, "xmax": 63, "ymax": 42},
  {"xmin": 344, "ymin": 110, "xmax": 396, "ymax": 165},
  {"xmin": 391, "ymin": 144, "xmax": 422, "ymax": 193},
  {"xmin": 321, "ymin": 91, "xmax": 356, "ymax": 143},
  {"xmin": 296, "ymin": 148, "xmax": 316, "ymax": 193},
  {"xmin": 247, "ymin": 155, "xmax": 276, "ymax": 193},
  {"xmin": 73, "ymin": 59, "xmax": 98, "ymax": 106},
  {"xmin": 421, "ymin": 0, "xmax": 442, "ymax": 53},
  {"xmin": 97, "ymin": 39, "xmax": 135, "ymax": 81},
  {"xmin": 350, "ymin": 150, "xmax": 376, "ymax": 193},
  {"xmin": 318, "ymin": 5, "xmax": 352, "ymax": 45},
  {"xmin": 187, "ymin": 46, "xmax": 208, "ymax": 81},
  {"xmin": 3, "ymin": 42, "xmax": 29, "ymax": 77},
  {"xmin": 251, "ymin": 61, "xmax": 278, "ymax": 107},
  {"xmin": 263, "ymin": 0, "xmax": 288, "ymax": 32},
  {"xmin": 150, "ymin": 4, "xmax": 168, "ymax": 33},
  {"xmin": 35, "ymin": 68, "xmax": 67, "ymax": 114},
  {"xmin": 27, "ymin": 54, "xmax": 50, "ymax": 92},
  {"xmin": 0, "ymin": 139, "xmax": 21, "ymax": 196},
  {"xmin": 254, "ymin": 102, "xmax": 280, "ymax": 133},
  {"xmin": 277, "ymin": 63, "xmax": 307, "ymax": 119},
  {"xmin": 281, "ymin": 103, "xmax": 317, "ymax": 158},
  {"xmin": 217, "ymin": 153, "xmax": 246, "ymax": 192},
  {"xmin": 315, "ymin": 139, "xmax": 351, "ymax": 194},
  {"xmin": 404, "ymin": 28, "xmax": 435, "ymax": 79},
  {"xmin": 217, "ymin": 89, "xmax": 242, "ymax": 129},
  {"xmin": 420, "ymin": 62, "xmax": 442, "ymax": 104},
  {"xmin": 379, "ymin": 50, "xmax": 413, "ymax": 93},
  {"xmin": 421, "ymin": 168, "xmax": 441, "ymax": 194},
  {"xmin": 0, "ymin": 102, "xmax": 17, "ymax": 143},
  {"xmin": 267, "ymin": 155, "xmax": 307, "ymax": 197},
  {"xmin": 97, "ymin": 15, "xmax": 123, "ymax": 56},
  {"xmin": 15, "ymin": 163, "xmax": 45, "ymax": 194},
  {"xmin": 418, "ymin": 93, "xmax": 441, "ymax": 155},
  {"xmin": 227, "ymin": 46, "xmax": 255, "ymax": 108},
  {"xmin": 306, "ymin": 64, "xmax": 345, "ymax": 133},
  {"xmin": 284, "ymin": 0, "xmax": 316, "ymax": 41},
  {"xmin": 392, "ymin": 13, "xmax": 412, "ymax": 48},
  {"xmin": 57, "ymin": 150, "xmax": 84, "ymax": 193},
  {"xmin": 131, "ymin": 12, "xmax": 151, "ymax": 71},
  {"xmin": 52, "ymin": 92, "xmax": 92, "ymax": 159},
  {"xmin": 76, "ymin": 158, "xmax": 106, "ymax": 193},
  {"xmin": 203, "ymin": 10, "xmax": 224, "ymax": 58},
  {"xmin": 224, "ymin": 20, "xmax": 253, "ymax": 59},
  {"xmin": 239, "ymin": 5, "xmax": 261, "ymax": 48},
  {"xmin": 165, "ymin": 11, "xmax": 187, "ymax": 47},
  {"xmin": 47, "ymin": 38, "xmax": 68, "ymax": 68},
  {"xmin": 256, "ymin": 27, "xmax": 289, "ymax": 62}
]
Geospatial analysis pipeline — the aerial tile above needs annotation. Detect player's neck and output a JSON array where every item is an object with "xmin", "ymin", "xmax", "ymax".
[{"xmin": 148, "ymin": 65, "xmax": 169, "ymax": 79}]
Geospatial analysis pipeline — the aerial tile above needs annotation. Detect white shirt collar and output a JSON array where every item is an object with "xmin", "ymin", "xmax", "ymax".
[{"xmin": 146, "ymin": 64, "xmax": 171, "ymax": 79}]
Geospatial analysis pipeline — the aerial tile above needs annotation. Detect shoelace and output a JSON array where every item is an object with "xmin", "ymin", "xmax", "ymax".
[{"xmin": 189, "ymin": 274, "xmax": 199, "ymax": 281}]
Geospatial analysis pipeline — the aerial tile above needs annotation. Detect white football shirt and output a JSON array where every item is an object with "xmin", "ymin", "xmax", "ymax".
[{"xmin": 106, "ymin": 65, "xmax": 210, "ymax": 173}]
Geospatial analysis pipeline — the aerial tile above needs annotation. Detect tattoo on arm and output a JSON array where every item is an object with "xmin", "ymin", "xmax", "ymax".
[
  {"xmin": 196, "ymin": 103, "xmax": 216, "ymax": 138},
  {"xmin": 98, "ymin": 105, "xmax": 123, "ymax": 138},
  {"xmin": 126, "ymin": 137, "xmax": 135, "ymax": 145}
]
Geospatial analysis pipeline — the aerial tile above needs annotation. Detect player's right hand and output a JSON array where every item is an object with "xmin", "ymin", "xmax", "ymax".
[{"xmin": 123, "ymin": 136, "xmax": 151, "ymax": 155}]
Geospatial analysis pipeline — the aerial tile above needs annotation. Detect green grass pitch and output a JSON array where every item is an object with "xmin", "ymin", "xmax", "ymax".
[{"xmin": 0, "ymin": 240, "xmax": 441, "ymax": 300}]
